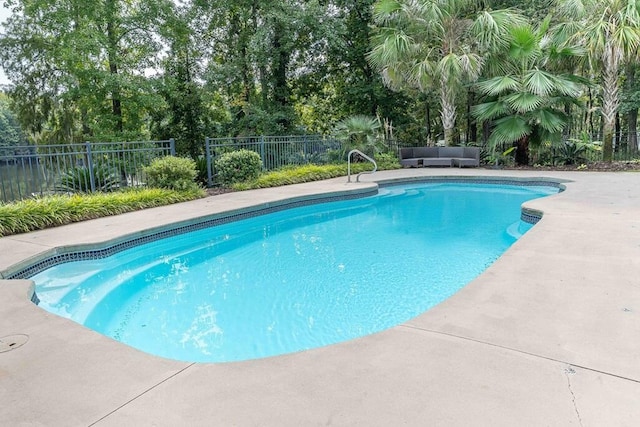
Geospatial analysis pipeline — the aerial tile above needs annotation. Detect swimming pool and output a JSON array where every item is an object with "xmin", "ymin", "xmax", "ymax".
[{"xmin": 32, "ymin": 182, "xmax": 558, "ymax": 362}]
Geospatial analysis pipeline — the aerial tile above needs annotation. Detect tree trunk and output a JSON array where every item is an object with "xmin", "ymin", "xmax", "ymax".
[
  {"xmin": 601, "ymin": 42, "xmax": 621, "ymax": 162},
  {"xmin": 587, "ymin": 88, "xmax": 594, "ymax": 136},
  {"xmin": 515, "ymin": 135, "xmax": 529, "ymax": 165},
  {"xmin": 272, "ymin": 21, "xmax": 289, "ymax": 107},
  {"xmin": 483, "ymin": 121, "xmax": 490, "ymax": 146},
  {"xmin": 629, "ymin": 108, "xmax": 638, "ymax": 152},
  {"xmin": 615, "ymin": 112, "xmax": 621, "ymax": 149},
  {"xmin": 425, "ymin": 102, "xmax": 431, "ymax": 143},
  {"xmin": 251, "ymin": 2, "xmax": 268, "ymax": 107},
  {"xmin": 626, "ymin": 64, "xmax": 638, "ymax": 152},
  {"xmin": 563, "ymin": 103, "xmax": 572, "ymax": 140},
  {"xmin": 603, "ymin": 125, "xmax": 614, "ymax": 162},
  {"xmin": 105, "ymin": 0, "xmax": 123, "ymax": 134},
  {"xmin": 467, "ymin": 89, "xmax": 476, "ymax": 144},
  {"xmin": 439, "ymin": 80, "xmax": 456, "ymax": 146}
]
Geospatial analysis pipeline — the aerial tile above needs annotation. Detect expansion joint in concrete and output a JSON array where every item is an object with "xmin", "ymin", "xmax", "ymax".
[
  {"xmin": 88, "ymin": 362, "xmax": 196, "ymax": 426},
  {"xmin": 399, "ymin": 324, "xmax": 640, "ymax": 385}
]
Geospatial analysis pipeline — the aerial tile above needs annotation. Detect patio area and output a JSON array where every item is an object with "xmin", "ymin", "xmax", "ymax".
[{"xmin": 1, "ymin": 168, "xmax": 639, "ymax": 426}]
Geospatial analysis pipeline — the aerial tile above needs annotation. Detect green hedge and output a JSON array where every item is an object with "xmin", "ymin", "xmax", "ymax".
[
  {"xmin": 0, "ymin": 188, "xmax": 205, "ymax": 237},
  {"xmin": 232, "ymin": 155, "xmax": 400, "ymax": 190}
]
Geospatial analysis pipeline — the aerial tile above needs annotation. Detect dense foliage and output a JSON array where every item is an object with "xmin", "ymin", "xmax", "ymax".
[
  {"xmin": 0, "ymin": 0, "xmax": 639, "ymax": 164},
  {"xmin": 0, "ymin": 93, "xmax": 26, "ymax": 147},
  {"xmin": 143, "ymin": 156, "xmax": 201, "ymax": 192},
  {"xmin": 232, "ymin": 155, "xmax": 398, "ymax": 190},
  {"xmin": 214, "ymin": 149, "xmax": 263, "ymax": 186},
  {"xmin": 0, "ymin": 188, "xmax": 205, "ymax": 236}
]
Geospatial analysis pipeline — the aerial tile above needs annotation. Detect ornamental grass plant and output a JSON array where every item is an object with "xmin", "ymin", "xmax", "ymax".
[
  {"xmin": 232, "ymin": 154, "xmax": 400, "ymax": 190},
  {"xmin": 0, "ymin": 188, "xmax": 205, "ymax": 237},
  {"xmin": 0, "ymin": 155, "xmax": 399, "ymax": 237}
]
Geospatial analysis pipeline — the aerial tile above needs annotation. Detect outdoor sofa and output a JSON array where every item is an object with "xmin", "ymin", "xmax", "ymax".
[{"xmin": 399, "ymin": 146, "xmax": 480, "ymax": 168}]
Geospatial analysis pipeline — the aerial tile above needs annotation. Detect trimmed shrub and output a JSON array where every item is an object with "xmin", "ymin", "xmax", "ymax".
[
  {"xmin": 215, "ymin": 149, "xmax": 262, "ymax": 186},
  {"xmin": 143, "ymin": 156, "xmax": 200, "ymax": 192},
  {"xmin": 375, "ymin": 152, "xmax": 401, "ymax": 170}
]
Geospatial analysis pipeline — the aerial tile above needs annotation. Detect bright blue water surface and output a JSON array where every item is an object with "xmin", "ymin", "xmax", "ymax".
[{"xmin": 33, "ymin": 183, "xmax": 557, "ymax": 362}]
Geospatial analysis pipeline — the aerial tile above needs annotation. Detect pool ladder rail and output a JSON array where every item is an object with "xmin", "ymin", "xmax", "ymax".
[{"xmin": 347, "ymin": 149, "xmax": 377, "ymax": 183}]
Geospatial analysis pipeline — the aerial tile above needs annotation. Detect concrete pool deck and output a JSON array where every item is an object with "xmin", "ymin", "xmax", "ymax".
[{"xmin": 1, "ymin": 168, "xmax": 639, "ymax": 426}]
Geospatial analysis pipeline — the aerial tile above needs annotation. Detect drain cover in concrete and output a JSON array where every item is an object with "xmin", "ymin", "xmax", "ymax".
[{"xmin": 0, "ymin": 334, "xmax": 29, "ymax": 353}]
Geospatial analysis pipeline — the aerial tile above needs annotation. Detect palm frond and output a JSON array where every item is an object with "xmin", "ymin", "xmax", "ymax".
[
  {"xmin": 614, "ymin": 26, "xmax": 640, "ymax": 56},
  {"xmin": 503, "ymin": 92, "xmax": 544, "ymax": 113},
  {"xmin": 408, "ymin": 58, "xmax": 435, "ymax": 90},
  {"xmin": 471, "ymin": 10, "xmax": 527, "ymax": 52},
  {"xmin": 471, "ymin": 101, "xmax": 511, "ymax": 121},
  {"xmin": 489, "ymin": 116, "xmax": 531, "ymax": 145},
  {"xmin": 436, "ymin": 53, "xmax": 464, "ymax": 83},
  {"xmin": 523, "ymin": 69, "xmax": 556, "ymax": 96},
  {"xmin": 549, "ymin": 75, "xmax": 582, "ymax": 97},
  {"xmin": 509, "ymin": 25, "xmax": 541, "ymax": 63},
  {"xmin": 372, "ymin": 0, "xmax": 403, "ymax": 23},
  {"xmin": 532, "ymin": 108, "xmax": 567, "ymax": 133},
  {"xmin": 555, "ymin": 0, "xmax": 585, "ymax": 20},
  {"xmin": 475, "ymin": 76, "xmax": 519, "ymax": 96},
  {"xmin": 367, "ymin": 29, "xmax": 414, "ymax": 70}
]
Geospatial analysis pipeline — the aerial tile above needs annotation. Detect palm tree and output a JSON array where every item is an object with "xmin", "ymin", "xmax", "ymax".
[
  {"xmin": 368, "ymin": 0, "xmax": 520, "ymax": 146},
  {"xmin": 334, "ymin": 115, "xmax": 384, "ymax": 158},
  {"xmin": 472, "ymin": 20, "xmax": 584, "ymax": 165},
  {"xmin": 557, "ymin": 0, "xmax": 640, "ymax": 161}
]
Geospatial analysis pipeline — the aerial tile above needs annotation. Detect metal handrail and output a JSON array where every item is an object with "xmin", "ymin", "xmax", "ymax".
[{"xmin": 347, "ymin": 149, "xmax": 377, "ymax": 183}]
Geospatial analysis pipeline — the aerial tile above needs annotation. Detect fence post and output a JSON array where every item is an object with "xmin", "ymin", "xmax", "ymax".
[
  {"xmin": 205, "ymin": 137, "xmax": 213, "ymax": 187},
  {"xmin": 303, "ymin": 134, "xmax": 308, "ymax": 163},
  {"xmin": 260, "ymin": 135, "xmax": 266, "ymax": 170},
  {"xmin": 85, "ymin": 141, "xmax": 96, "ymax": 192},
  {"xmin": 169, "ymin": 138, "xmax": 176, "ymax": 156}
]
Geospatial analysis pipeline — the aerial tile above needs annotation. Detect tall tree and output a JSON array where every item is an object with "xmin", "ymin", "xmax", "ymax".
[
  {"xmin": 472, "ymin": 20, "xmax": 584, "ymax": 165},
  {"xmin": 368, "ymin": 0, "xmax": 519, "ymax": 146},
  {"xmin": 0, "ymin": 0, "xmax": 172, "ymax": 142},
  {"xmin": 558, "ymin": 0, "xmax": 640, "ymax": 161},
  {"xmin": 153, "ymin": 5, "xmax": 209, "ymax": 159},
  {"xmin": 323, "ymin": 0, "xmax": 398, "ymax": 119},
  {"xmin": 621, "ymin": 63, "xmax": 640, "ymax": 152},
  {"xmin": 195, "ymin": 0, "xmax": 332, "ymax": 135},
  {"xmin": 0, "ymin": 93, "xmax": 27, "ymax": 147}
]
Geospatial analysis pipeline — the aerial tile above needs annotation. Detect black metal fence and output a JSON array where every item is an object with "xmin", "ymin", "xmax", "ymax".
[
  {"xmin": 204, "ymin": 135, "xmax": 342, "ymax": 187},
  {"xmin": 0, "ymin": 140, "xmax": 175, "ymax": 202},
  {"xmin": 3, "ymin": 131, "xmax": 638, "ymax": 203}
]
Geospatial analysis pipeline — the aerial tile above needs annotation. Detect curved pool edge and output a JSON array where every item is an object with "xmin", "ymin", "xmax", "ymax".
[
  {"xmin": 1, "ymin": 175, "xmax": 564, "ymax": 283},
  {"xmin": 374, "ymin": 174, "xmax": 568, "ymax": 225},
  {"xmin": 1, "ymin": 182, "xmax": 379, "ymax": 280},
  {"xmin": 3, "ymin": 169, "xmax": 640, "ymax": 426}
]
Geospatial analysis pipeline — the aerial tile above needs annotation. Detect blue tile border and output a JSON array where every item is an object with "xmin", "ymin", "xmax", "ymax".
[
  {"xmin": 6, "ymin": 189, "xmax": 378, "ymax": 281},
  {"xmin": 520, "ymin": 208, "xmax": 544, "ymax": 225},
  {"xmin": 7, "ymin": 177, "xmax": 561, "ymax": 282}
]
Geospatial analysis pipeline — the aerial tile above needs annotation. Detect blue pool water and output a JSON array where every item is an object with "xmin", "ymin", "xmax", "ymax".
[{"xmin": 33, "ymin": 182, "xmax": 557, "ymax": 362}]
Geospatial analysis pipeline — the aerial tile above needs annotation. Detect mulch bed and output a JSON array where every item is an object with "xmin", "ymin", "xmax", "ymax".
[
  {"xmin": 494, "ymin": 161, "xmax": 640, "ymax": 172},
  {"xmin": 205, "ymin": 187, "xmax": 235, "ymax": 197}
]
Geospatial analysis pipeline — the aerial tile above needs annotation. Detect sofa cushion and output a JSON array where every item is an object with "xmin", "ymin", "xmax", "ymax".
[
  {"xmin": 463, "ymin": 147, "xmax": 480, "ymax": 160},
  {"xmin": 438, "ymin": 147, "xmax": 464, "ymax": 158},
  {"xmin": 414, "ymin": 147, "xmax": 438, "ymax": 158},
  {"xmin": 399, "ymin": 148, "xmax": 414, "ymax": 159}
]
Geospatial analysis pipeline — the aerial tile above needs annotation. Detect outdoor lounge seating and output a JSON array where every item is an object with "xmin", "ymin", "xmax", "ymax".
[{"xmin": 399, "ymin": 146, "xmax": 480, "ymax": 168}]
